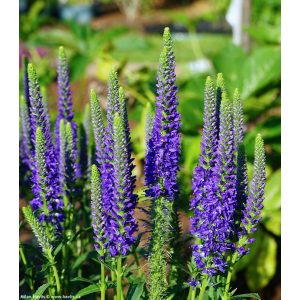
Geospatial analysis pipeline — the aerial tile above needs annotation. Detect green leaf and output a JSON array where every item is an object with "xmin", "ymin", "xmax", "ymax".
[
  {"xmin": 30, "ymin": 283, "xmax": 50, "ymax": 299},
  {"xmin": 126, "ymin": 281, "xmax": 145, "ymax": 300},
  {"xmin": 70, "ymin": 277, "xmax": 95, "ymax": 284},
  {"xmin": 241, "ymin": 46, "xmax": 280, "ymax": 98},
  {"xmin": 264, "ymin": 169, "xmax": 281, "ymax": 211},
  {"xmin": 72, "ymin": 252, "xmax": 89, "ymax": 270},
  {"xmin": 53, "ymin": 242, "xmax": 64, "ymax": 257},
  {"xmin": 232, "ymin": 293, "xmax": 261, "ymax": 299},
  {"xmin": 75, "ymin": 283, "xmax": 100, "ymax": 297},
  {"xmin": 263, "ymin": 209, "xmax": 281, "ymax": 236},
  {"xmin": 245, "ymin": 233, "xmax": 277, "ymax": 290}
]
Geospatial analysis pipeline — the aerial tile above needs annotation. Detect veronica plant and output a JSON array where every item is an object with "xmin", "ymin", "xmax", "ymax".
[
  {"xmin": 27, "ymin": 64, "xmax": 64, "ymax": 232},
  {"xmin": 90, "ymin": 78, "xmax": 137, "ymax": 300},
  {"xmin": 189, "ymin": 76, "xmax": 266, "ymax": 300},
  {"xmin": 145, "ymin": 27, "xmax": 181, "ymax": 300}
]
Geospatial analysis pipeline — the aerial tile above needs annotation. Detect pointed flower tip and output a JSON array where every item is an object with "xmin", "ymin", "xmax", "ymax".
[
  {"xmin": 255, "ymin": 133, "xmax": 264, "ymax": 146},
  {"xmin": 233, "ymin": 88, "xmax": 240, "ymax": 99},
  {"xmin": 205, "ymin": 75, "xmax": 213, "ymax": 86},
  {"xmin": 217, "ymin": 73, "xmax": 224, "ymax": 88},
  {"xmin": 58, "ymin": 46, "xmax": 65, "ymax": 59},
  {"xmin": 27, "ymin": 63, "xmax": 35, "ymax": 79},
  {"xmin": 90, "ymin": 89, "xmax": 97, "ymax": 101},
  {"xmin": 163, "ymin": 26, "xmax": 171, "ymax": 37},
  {"xmin": 109, "ymin": 67, "xmax": 118, "ymax": 78},
  {"xmin": 91, "ymin": 164, "xmax": 100, "ymax": 180}
]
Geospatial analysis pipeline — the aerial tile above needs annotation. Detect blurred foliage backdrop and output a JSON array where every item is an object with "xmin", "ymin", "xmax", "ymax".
[{"xmin": 19, "ymin": 0, "xmax": 281, "ymax": 299}]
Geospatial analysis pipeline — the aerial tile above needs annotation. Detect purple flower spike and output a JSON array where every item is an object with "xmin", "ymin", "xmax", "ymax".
[
  {"xmin": 190, "ymin": 91, "xmax": 237, "ymax": 276},
  {"xmin": 238, "ymin": 134, "xmax": 266, "ymax": 253},
  {"xmin": 145, "ymin": 27, "xmax": 181, "ymax": 201},
  {"xmin": 55, "ymin": 46, "xmax": 80, "ymax": 179},
  {"xmin": 27, "ymin": 63, "xmax": 63, "ymax": 232},
  {"xmin": 107, "ymin": 113, "xmax": 138, "ymax": 256},
  {"xmin": 146, "ymin": 27, "xmax": 181, "ymax": 300}
]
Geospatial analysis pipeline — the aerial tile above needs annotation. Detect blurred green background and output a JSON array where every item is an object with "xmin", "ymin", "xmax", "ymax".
[{"xmin": 19, "ymin": 0, "xmax": 281, "ymax": 299}]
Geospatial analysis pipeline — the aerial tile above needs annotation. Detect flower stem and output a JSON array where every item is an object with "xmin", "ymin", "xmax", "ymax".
[
  {"xmin": 49, "ymin": 253, "xmax": 61, "ymax": 295},
  {"xmin": 111, "ymin": 269, "xmax": 117, "ymax": 300},
  {"xmin": 224, "ymin": 252, "xmax": 238, "ymax": 300},
  {"xmin": 190, "ymin": 287, "xmax": 197, "ymax": 300},
  {"xmin": 101, "ymin": 262, "xmax": 106, "ymax": 300},
  {"xmin": 19, "ymin": 245, "xmax": 34, "ymax": 291},
  {"xmin": 116, "ymin": 256, "xmax": 123, "ymax": 300},
  {"xmin": 198, "ymin": 277, "xmax": 208, "ymax": 300}
]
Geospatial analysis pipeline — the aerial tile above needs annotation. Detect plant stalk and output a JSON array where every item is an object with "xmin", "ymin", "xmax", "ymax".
[
  {"xmin": 101, "ymin": 262, "xmax": 106, "ymax": 300},
  {"xmin": 224, "ymin": 252, "xmax": 238, "ymax": 300},
  {"xmin": 190, "ymin": 287, "xmax": 197, "ymax": 300},
  {"xmin": 116, "ymin": 256, "xmax": 123, "ymax": 300},
  {"xmin": 198, "ymin": 277, "xmax": 208, "ymax": 300}
]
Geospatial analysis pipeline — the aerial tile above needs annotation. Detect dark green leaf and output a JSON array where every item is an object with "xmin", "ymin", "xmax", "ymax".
[
  {"xmin": 75, "ymin": 284, "xmax": 100, "ymax": 297},
  {"xmin": 72, "ymin": 251, "xmax": 90, "ymax": 269},
  {"xmin": 245, "ymin": 233, "xmax": 277, "ymax": 290},
  {"xmin": 126, "ymin": 281, "xmax": 145, "ymax": 300},
  {"xmin": 232, "ymin": 292, "xmax": 261, "ymax": 299},
  {"xmin": 70, "ymin": 277, "xmax": 95, "ymax": 284},
  {"xmin": 30, "ymin": 283, "xmax": 50, "ymax": 299}
]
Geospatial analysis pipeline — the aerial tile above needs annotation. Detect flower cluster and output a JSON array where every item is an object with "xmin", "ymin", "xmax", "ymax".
[
  {"xmin": 55, "ymin": 47, "xmax": 80, "ymax": 182},
  {"xmin": 145, "ymin": 27, "xmax": 181, "ymax": 299},
  {"xmin": 27, "ymin": 63, "xmax": 64, "ymax": 232},
  {"xmin": 190, "ymin": 76, "xmax": 266, "ymax": 282},
  {"xmin": 90, "ymin": 71, "xmax": 137, "ymax": 258}
]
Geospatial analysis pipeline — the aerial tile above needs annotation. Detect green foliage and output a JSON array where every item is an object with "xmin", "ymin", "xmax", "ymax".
[{"xmin": 245, "ymin": 233, "xmax": 277, "ymax": 290}]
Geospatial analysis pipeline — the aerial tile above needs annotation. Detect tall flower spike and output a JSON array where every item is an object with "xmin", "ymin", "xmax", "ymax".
[
  {"xmin": 200, "ymin": 76, "xmax": 219, "ymax": 168},
  {"xmin": 107, "ymin": 68, "xmax": 120, "ymax": 130},
  {"xmin": 189, "ymin": 76, "xmax": 219, "ymax": 283},
  {"xmin": 146, "ymin": 27, "xmax": 181, "ymax": 300},
  {"xmin": 238, "ymin": 134, "xmax": 266, "ymax": 255},
  {"xmin": 190, "ymin": 92, "xmax": 236, "ymax": 277},
  {"xmin": 22, "ymin": 206, "xmax": 53, "ymax": 258},
  {"xmin": 55, "ymin": 46, "xmax": 80, "ymax": 178},
  {"xmin": 32, "ymin": 127, "xmax": 64, "ymax": 232},
  {"xmin": 90, "ymin": 164, "xmax": 105, "ymax": 257},
  {"xmin": 109, "ymin": 113, "xmax": 138, "ymax": 256},
  {"xmin": 99, "ymin": 69, "xmax": 120, "ymax": 257},
  {"xmin": 145, "ymin": 26, "xmax": 180, "ymax": 201},
  {"xmin": 27, "ymin": 64, "xmax": 63, "ymax": 226},
  {"xmin": 20, "ymin": 95, "xmax": 33, "ymax": 171},
  {"xmin": 90, "ymin": 89, "xmax": 105, "ymax": 169}
]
